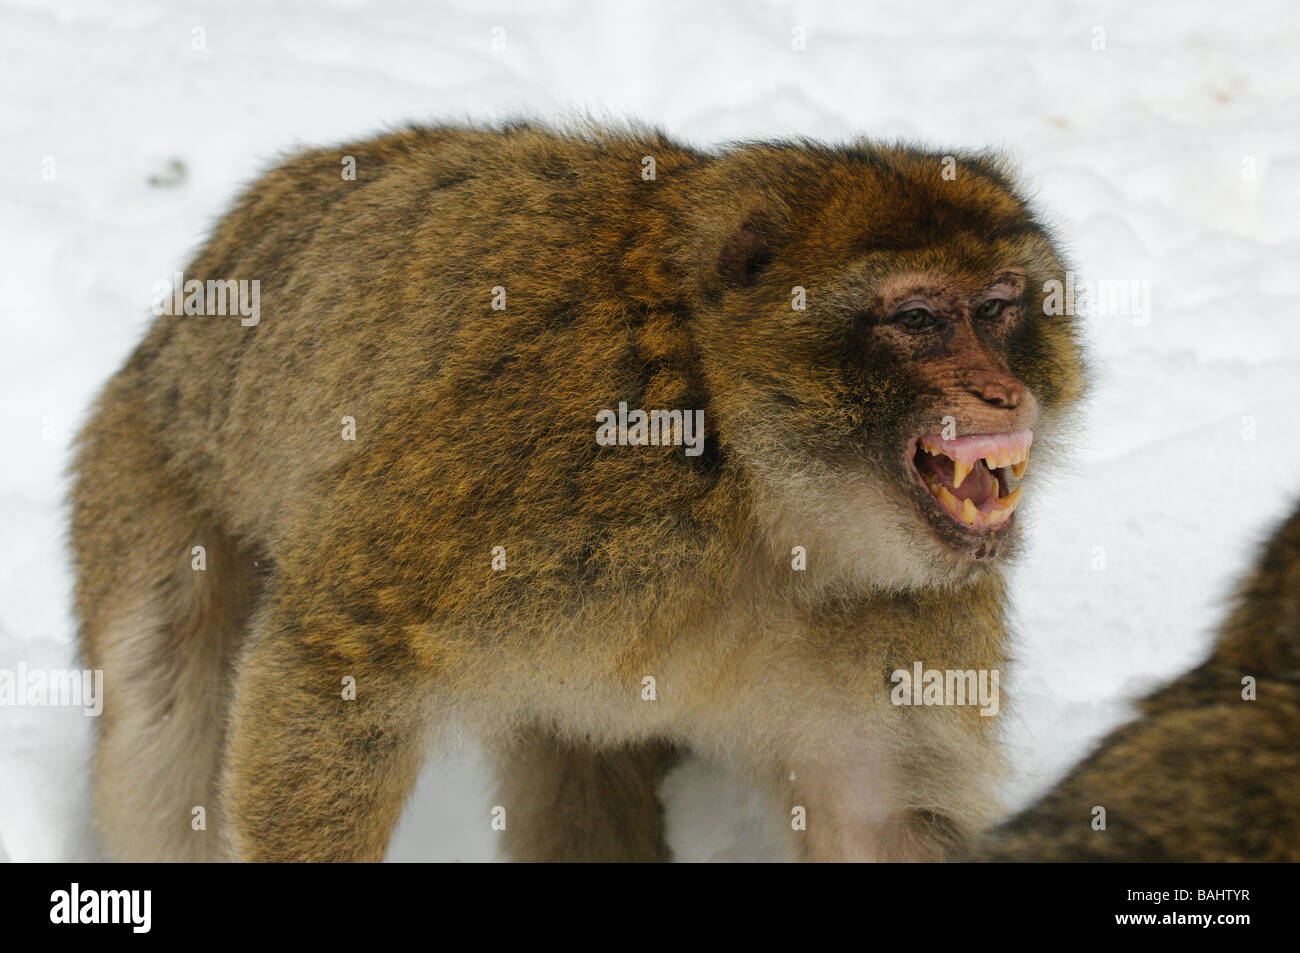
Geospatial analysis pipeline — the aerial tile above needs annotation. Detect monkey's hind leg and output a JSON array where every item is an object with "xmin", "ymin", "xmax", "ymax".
[
  {"xmin": 494, "ymin": 728, "xmax": 679, "ymax": 862},
  {"xmin": 71, "ymin": 375, "xmax": 259, "ymax": 861},
  {"xmin": 219, "ymin": 601, "xmax": 434, "ymax": 862}
]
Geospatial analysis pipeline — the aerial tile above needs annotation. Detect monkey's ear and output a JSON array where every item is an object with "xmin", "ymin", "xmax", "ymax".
[{"xmin": 715, "ymin": 208, "xmax": 782, "ymax": 288}]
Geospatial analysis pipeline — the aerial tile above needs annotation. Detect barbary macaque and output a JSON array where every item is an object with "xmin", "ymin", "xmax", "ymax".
[
  {"xmin": 69, "ymin": 122, "xmax": 1086, "ymax": 861},
  {"xmin": 973, "ymin": 501, "xmax": 1300, "ymax": 862}
]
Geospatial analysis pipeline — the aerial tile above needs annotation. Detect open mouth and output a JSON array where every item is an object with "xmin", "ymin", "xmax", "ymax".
[{"xmin": 909, "ymin": 430, "xmax": 1032, "ymax": 532}]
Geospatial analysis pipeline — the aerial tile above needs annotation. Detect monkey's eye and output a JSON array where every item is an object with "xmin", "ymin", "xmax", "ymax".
[
  {"xmin": 895, "ymin": 307, "xmax": 935, "ymax": 332},
  {"xmin": 976, "ymin": 298, "xmax": 1009, "ymax": 320}
]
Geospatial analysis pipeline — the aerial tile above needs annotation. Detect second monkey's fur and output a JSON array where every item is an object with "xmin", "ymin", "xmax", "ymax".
[
  {"xmin": 974, "ymin": 501, "xmax": 1300, "ymax": 862},
  {"xmin": 70, "ymin": 122, "xmax": 1086, "ymax": 861}
]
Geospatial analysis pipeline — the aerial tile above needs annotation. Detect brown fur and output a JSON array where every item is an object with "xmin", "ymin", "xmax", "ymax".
[
  {"xmin": 972, "ymin": 501, "xmax": 1300, "ymax": 861},
  {"xmin": 69, "ymin": 121, "xmax": 1085, "ymax": 861}
]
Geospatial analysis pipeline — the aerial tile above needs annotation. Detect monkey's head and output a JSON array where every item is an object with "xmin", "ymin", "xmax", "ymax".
[{"xmin": 672, "ymin": 143, "xmax": 1087, "ymax": 590}]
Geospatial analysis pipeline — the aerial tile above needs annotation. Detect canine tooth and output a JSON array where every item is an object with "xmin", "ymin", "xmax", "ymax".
[
  {"xmin": 937, "ymin": 485, "xmax": 960, "ymax": 512},
  {"xmin": 1012, "ymin": 459, "xmax": 1027, "ymax": 479},
  {"xmin": 999, "ymin": 486, "xmax": 1022, "ymax": 510},
  {"xmin": 952, "ymin": 460, "xmax": 972, "ymax": 488},
  {"xmin": 987, "ymin": 507, "xmax": 1011, "ymax": 526},
  {"xmin": 960, "ymin": 498, "xmax": 978, "ymax": 524}
]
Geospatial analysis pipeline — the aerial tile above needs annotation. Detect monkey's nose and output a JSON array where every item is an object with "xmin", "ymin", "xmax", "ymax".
[{"xmin": 969, "ymin": 375, "xmax": 1024, "ymax": 409}]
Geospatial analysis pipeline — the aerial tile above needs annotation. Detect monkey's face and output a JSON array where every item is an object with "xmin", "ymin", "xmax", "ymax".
[
  {"xmin": 861, "ymin": 266, "xmax": 1041, "ymax": 561},
  {"xmin": 688, "ymin": 153, "xmax": 1086, "ymax": 587}
]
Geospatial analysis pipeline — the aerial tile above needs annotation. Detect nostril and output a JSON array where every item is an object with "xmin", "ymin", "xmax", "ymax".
[{"xmin": 970, "ymin": 377, "xmax": 1023, "ymax": 408}]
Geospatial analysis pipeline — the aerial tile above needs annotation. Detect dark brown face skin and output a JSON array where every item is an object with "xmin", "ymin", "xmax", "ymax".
[
  {"xmin": 688, "ymin": 150, "xmax": 1085, "ymax": 570},
  {"xmin": 870, "ymin": 270, "xmax": 1031, "ymax": 413},
  {"xmin": 866, "ymin": 268, "xmax": 1039, "ymax": 559}
]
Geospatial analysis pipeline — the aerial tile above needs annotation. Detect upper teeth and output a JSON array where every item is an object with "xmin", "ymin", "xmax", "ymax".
[{"xmin": 918, "ymin": 439, "xmax": 1031, "ymax": 480}]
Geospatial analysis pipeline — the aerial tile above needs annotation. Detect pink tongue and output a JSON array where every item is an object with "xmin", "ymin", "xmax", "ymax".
[
  {"xmin": 924, "ymin": 454, "xmax": 994, "ymax": 502},
  {"xmin": 952, "ymin": 466, "xmax": 993, "ymax": 503}
]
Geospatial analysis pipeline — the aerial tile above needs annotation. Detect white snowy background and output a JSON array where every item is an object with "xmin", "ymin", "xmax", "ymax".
[{"xmin": 1, "ymin": 0, "xmax": 1298, "ymax": 862}]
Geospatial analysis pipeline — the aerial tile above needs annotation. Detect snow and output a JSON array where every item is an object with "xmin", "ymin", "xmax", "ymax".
[{"xmin": 2, "ymin": 0, "xmax": 1299, "ymax": 861}]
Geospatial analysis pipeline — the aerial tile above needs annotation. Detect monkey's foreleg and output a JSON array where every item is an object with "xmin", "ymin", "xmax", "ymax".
[
  {"xmin": 220, "ymin": 607, "xmax": 431, "ymax": 862},
  {"xmin": 494, "ymin": 728, "xmax": 679, "ymax": 862},
  {"xmin": 781, "ymin": 716, "xmax": 998, "ymax": 862},
  {"xmin": 785, "ymin": 772, "xmax": 970, "ymax": 862}
]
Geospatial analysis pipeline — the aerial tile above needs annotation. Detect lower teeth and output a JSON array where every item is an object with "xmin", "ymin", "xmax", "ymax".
[{"xmin": 924, "ymin": 479, "xmax": 1019, "ymax": 527}]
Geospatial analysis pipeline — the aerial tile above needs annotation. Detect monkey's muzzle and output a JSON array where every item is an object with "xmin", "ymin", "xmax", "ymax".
[{"xmin": 910, "ymin": 430, "xmax": 1032, "ymax": 532}]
